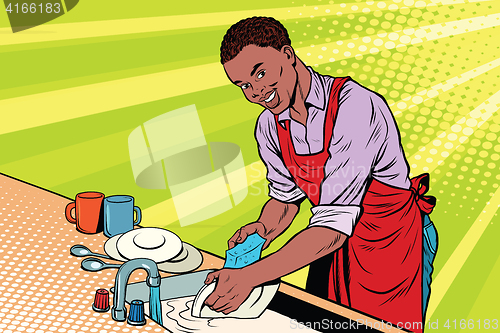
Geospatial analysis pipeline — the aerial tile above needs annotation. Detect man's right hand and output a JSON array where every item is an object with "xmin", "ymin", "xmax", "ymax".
[{"xmin": 227, "ymin": 222, "xmax": 271, "ymax": 250}]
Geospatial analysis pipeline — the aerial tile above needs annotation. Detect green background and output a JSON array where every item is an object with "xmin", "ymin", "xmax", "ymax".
[{"xmin": 1, "ymin": 0, "xmax": 499, "ymax": 329}]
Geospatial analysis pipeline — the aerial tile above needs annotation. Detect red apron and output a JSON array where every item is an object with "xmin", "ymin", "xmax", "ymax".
[{"xmin": 274, "ymin": 77, "xmax": 436, "ymax": 332}]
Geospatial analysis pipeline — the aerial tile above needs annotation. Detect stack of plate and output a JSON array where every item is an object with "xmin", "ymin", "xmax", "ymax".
[{"xmin": 104, "ymin": 227, "xmax": 203, "ymax": 273}]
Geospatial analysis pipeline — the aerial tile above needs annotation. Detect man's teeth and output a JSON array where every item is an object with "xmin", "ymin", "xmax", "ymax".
[{"xmin": 265, "ymin": 90, "xmax": 276, "ymax": 103}]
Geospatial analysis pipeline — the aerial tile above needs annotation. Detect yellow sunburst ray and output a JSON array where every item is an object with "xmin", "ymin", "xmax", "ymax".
[
  {"xmin": 297, "ymin": 13, "xmax": 500, "ymax": 67},
  {"xmin": 392, "ymin": 57, "xmax": 500, "ymax": 117},
  {"xmin": 1, "ymin": 3, "xmax": 497, "ymax": 138},
  {"xmin": 0, "ymin": 130, "xmax": 132, "ymax": 187},
  {"xmin": 140, "ymin": 161, "xmax": 266, "ymax": 228},
  {"xmin": 407, "ymin": 88, "xmax": 500, "ymax": 177},
  {"xmin": 0, "ymin": 0, "xmax": 458, "ymax": 46},
  {"xmin": 0, "ymin": 63, "xmax": 227, "ymax": 136},
  {"xmin": 2, "ymin": 14, "xmax": 497, "ymax": 137},
  {"xmin": 0, "ymin": 97, "xmax": 255, "ymax": 177},
  {"xmin": 426, "ymin": 186, "xmax": 500, "ymax": 321}
]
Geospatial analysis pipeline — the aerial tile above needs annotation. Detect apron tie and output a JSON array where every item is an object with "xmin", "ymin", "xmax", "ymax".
[{"xmin": 410, "ymin": 173, "xmax": 437, "ymax": 214}]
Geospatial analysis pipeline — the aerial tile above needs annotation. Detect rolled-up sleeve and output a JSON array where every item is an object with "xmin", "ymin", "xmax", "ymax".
[
  {"xmin": 308, "ymin": 81, "xmax": 388, "ymax": 236},
  {"xmin": 255, "ymin": 111, "xmax": 306, "ymax": 203}
]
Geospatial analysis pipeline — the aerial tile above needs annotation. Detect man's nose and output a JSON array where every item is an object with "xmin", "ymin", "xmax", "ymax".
[{"xmin": 252, "ymin": 84, "xmax": 266, "ymax": 99}]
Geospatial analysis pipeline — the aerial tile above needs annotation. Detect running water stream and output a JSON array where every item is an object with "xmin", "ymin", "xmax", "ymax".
[{"xmin": 149, "ymin": 286, "xmax": 163, "ymax": 326}]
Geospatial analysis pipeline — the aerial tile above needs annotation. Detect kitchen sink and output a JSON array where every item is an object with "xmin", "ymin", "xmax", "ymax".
[{"xmin": 112, "ymin": 270, "xmax": 377, "ymax": 332}]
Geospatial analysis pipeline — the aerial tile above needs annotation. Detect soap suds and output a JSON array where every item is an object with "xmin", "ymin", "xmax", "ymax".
[{"xmin": 159, "ymin": 296, "xmax": 319, "ymax": 333}]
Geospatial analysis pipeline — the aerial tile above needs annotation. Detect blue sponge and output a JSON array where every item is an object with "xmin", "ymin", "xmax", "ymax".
[{"xmin": 224, "ymin": 233, "xmax": 266, "ymax": 269}]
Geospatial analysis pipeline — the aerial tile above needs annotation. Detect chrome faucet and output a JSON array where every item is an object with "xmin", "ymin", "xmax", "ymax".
[{"xmin": 111, "ymin": 258, "xmax": 161, "ymax": 322}]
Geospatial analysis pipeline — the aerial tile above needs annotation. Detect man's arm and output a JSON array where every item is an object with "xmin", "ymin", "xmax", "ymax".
[
  {"xmin": 248, "ymin": 226, "xmax": 345, "ymax": 285},
  {"xmin": 228, "ymin": 198, "xmax": 303, "ymax": 249},
  {"xmin": 204, "ymin": 227, "xmax": 346, "ymax": 314}
]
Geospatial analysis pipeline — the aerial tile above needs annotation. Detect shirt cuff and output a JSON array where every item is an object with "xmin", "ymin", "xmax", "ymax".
[
  {"xmin": 268, "ymin": 185, "xmax": 306, "ymax": 203},
  {"xmin": 308, "ymin": 205, "xmax": 361, "ymax": 236}
]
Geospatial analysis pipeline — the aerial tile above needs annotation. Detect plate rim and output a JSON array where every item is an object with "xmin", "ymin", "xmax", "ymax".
[
  {"xmin": 104, "ymin": 233, "xmax": 203, "ymax": 273},
  {"xmin": 116, "ymin": 227, "xmax": 183, "ymax": 263}
]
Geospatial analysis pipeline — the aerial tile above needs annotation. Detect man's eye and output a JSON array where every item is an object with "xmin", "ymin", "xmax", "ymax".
[
  {"xmin": 257, "ymin": 70, "xmax": 266, "ymax": 79},
  {"xmin": 241, "ymin": 84, "xmax": 250, "ymax": 90}
]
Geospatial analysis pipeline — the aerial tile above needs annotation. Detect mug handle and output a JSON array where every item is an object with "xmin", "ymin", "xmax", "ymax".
[
  {"xmin": 65, "ymin": 202, "xmax": 76, "ymax": 223},
  {"xmin": 134, "ymin": 207, "xmax": 142, "ymax": 225}
]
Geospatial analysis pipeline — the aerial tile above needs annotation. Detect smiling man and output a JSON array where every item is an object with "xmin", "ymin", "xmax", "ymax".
[
  {"xmin": 203, "ymin": 17, "xmax": 436, "ymax": 331},
  {"xmin": 223, "ymin": 43, "xmax": 305, "ymax": 118}
]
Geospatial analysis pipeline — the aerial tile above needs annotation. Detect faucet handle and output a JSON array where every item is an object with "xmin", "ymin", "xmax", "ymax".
[{"xmin": 128, "ymin": 300, "xmax": 147, "ymax": 326}]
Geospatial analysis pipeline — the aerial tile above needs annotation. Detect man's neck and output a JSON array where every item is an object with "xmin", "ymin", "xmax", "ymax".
[{"xmin": 289, "ymin": 61, "xmax": 312, "ymax": 126}]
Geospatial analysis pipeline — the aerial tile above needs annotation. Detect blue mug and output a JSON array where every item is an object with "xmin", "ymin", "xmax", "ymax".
[{"xmin": 103, "ymin": 195, "xmax": 142, "ymax": 237}]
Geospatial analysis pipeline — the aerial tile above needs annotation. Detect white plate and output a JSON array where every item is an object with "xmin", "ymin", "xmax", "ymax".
[
  {"xmin": 104, "ymin": 233, "xmax": 203, "ymax": 273},
  {"xmin": 191, "ymin": 281, "xmax": 280, "ymax": 319},
  {"xmin": 116, "ymin": 227, "xmax": 183, "ymax": 263}
]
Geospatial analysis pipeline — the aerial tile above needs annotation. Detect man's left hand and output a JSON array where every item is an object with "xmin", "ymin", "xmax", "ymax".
[{"xmin": 203, "ymin": 268, "xmax": 256, "ymax": 314}]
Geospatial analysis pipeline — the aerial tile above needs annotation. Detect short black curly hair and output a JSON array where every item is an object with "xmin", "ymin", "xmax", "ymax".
[{"xmin": 220, "ymin": 17, "xmax": 291, "ymax": 64}]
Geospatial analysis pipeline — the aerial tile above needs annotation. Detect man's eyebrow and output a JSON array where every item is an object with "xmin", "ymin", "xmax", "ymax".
[
  {"xmin": 233, "ymin": 80, "xmax": 242, "ymax": 85},
  {"xmin": 250, "ymin": 62, "xmax": 264, "ymax": 77}
]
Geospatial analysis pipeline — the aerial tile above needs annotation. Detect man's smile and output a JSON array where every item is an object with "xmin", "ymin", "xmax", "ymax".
[
  {"xmin": 262, "ymin": 88, "xmax": 280, "ymax": 109},
  {"xmin": 263, "ymin": 90, "xmax": 276, "ymax": 103}
]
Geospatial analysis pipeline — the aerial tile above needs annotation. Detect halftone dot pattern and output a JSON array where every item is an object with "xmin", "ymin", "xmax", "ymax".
[
  {"xmin": 0, "ymin": 176, "xmax": 169, "ymax": 333},
  {"xmin": 0, "ymin": 174, "xmax": 386, "ymax": 332},
  {"xmin": 287, "ymin": 0, "xmax": 500, "ymax": 322}
]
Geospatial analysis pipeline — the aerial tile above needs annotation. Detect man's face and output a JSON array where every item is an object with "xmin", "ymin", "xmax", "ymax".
[{"xmin": 223, "ymin": 44, "xmax": 297, "ymax": 115}]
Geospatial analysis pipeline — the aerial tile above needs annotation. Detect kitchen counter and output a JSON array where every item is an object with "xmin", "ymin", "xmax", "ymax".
[{"xmin": 0, "ymin": 173, "xmax": 406, "ymax": 333}]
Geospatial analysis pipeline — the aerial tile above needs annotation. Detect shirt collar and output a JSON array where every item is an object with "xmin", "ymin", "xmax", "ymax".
[
  {"xmin": 277, "ymin": 67, "xmax": 326, "ymax": 125},
  {"xmin": 304, "ymin": 67, "xmax": 326, "ymax": 110}
]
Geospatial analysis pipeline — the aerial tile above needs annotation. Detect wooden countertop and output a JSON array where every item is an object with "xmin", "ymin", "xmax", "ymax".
[{"xmin": 0, "ymin": 173, "xmax": 405, "ymax": 333}]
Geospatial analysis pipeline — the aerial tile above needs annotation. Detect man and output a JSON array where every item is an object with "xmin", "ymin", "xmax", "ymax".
[{"xmin": 203, "ymin": 17, "xmax": 435, "ymax": 331}]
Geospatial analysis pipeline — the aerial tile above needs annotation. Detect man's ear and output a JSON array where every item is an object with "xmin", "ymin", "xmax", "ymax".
[{"xmin": 281, "ymin": 45, "xmax": 296, "ymax": 65}]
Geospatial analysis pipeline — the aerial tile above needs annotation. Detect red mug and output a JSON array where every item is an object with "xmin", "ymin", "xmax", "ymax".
[{"xmin": 65, "ymin": 192, "xmax": 104, "ymax": 234}]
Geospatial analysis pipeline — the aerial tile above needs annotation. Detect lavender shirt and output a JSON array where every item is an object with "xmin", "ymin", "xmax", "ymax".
[{"xmin": 255, "ymin": 67, "xmax": 411, "ymax": 236}]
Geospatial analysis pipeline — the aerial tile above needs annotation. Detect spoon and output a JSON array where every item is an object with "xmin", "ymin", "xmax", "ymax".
[
  {"xmin": 81, "ymin": 257, "xmax": 121, "ymax": 272},
  {"xmin": 70, "ymin": 244, "xmax": 111, "ymax": 260}
]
